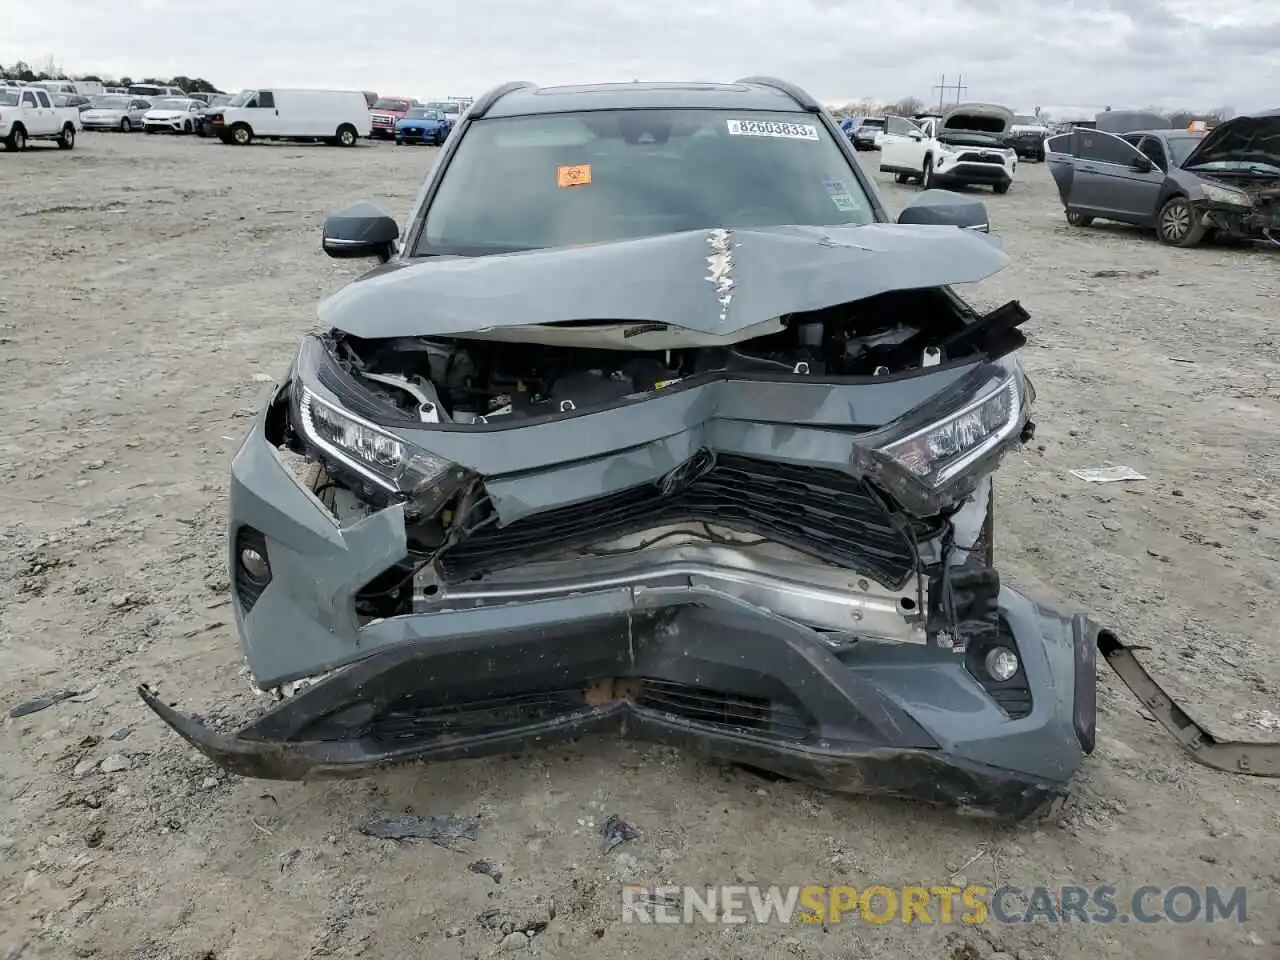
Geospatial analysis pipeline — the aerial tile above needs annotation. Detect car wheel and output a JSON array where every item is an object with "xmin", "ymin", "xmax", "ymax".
[
  {"xmin": 4, "ymin": 127, "xmax": 26, "ymax": 152},
  {"xmin": 1157, "ymin": 195, "xmax": 1205, "ymax": 247},
  {"xmin": 183, "ymin": 120, "xmax": 192, "ymax": 134},
  {"xmin": 230, "ymin": 123, "xmax": 252, "ymax": 145},
  {"xmin": 921, "ymin": 155, "xmax": 934, "ymax": 189},
  {"xmin": 120, "ymin": 118, "xmax": 131, "ymax": 133},
  {"xmin": 1065, "ymin": 208, "xmax": 1094, "ymax": 227},
  {"xmin": 57, "ymin": 124, "xmax": 75, "ymax": 150},
  {"xmin": 336, "ymin": 124, "xmax": 358, "ymax": 147},
  {"xmin": 993, "ymin": 181, "xmax": 1010, "ymax": 195}
]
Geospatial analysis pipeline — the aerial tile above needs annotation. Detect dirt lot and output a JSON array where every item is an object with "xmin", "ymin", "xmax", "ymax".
[{"xmin": 1, "ymin": 131, "xmax": 1277, "ymax": 960}]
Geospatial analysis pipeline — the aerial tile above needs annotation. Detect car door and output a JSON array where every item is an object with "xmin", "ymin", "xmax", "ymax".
[
  {"xmin": 249, "ymin": 89, "xmax": 279, "ymax": 135},
  {"xmin": 1070, "ymin": 130, "xmax": 1159, "ymax": 223},
  {"xmin": 1044, "ymin": 132, "xmax": 1076, "ymax": 205},
  {"xmin": 1117, "ymin": 136, "xmax": 1171, "ymax": 225},
  {"xmin": 36, "ymin": 90, "xmax": 60, "ymax": 134},
  {"xmin": 879, "ymin": 117, "xmax": 911, "ymax": 171}
]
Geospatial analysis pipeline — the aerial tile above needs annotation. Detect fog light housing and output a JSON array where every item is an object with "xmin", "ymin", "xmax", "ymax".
[
  {"xmin": 984, "ymin": 646, "xmax": 1020, "ymax": 682},
  {"xmin": 239, "ymin": 547, "xmax": 270, "ymax": 582}
]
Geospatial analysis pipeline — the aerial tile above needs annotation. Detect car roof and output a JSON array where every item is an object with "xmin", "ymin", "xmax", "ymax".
[
  {"xmin": 1124, "ymin": 128, "xmax": 1202, "ymax": 138},
  {"xmin": 481, "ymin": 81, "xmax": 809, "ymax": 118}
]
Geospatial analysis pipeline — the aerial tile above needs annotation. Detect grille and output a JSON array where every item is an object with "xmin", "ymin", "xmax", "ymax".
[
  {"xmin": 438, "ymin": 452, "xmax": 923, "ymax": 587},
  {"xmin": 367, "ymin": 679, "xmax": 814, "ymax": 745},
  {"xmin": 957, "ymin": 152, "xmax": 1003, "ymax": 164},
  {"xmin": 634, "ymin": 679, "xmax": 812, "ymax": 741}
]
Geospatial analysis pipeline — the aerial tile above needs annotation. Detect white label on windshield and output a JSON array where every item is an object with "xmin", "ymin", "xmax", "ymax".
[{"xmin": 726, "ymin": 119, "xmax": 819, "ymax": 140}]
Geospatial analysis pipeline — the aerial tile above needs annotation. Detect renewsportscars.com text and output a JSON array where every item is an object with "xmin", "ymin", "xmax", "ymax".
[{"xmin": 621, "ymin": 884, "xmax": 1248, "ymax": 926}]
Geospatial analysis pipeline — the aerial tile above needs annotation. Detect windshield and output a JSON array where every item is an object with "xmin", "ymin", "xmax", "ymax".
[
  {"xmin": 405, "ymin": 108, "xmax": 441, "ymax": 120},
  {"xmin": 0, "ymin": 90, "xmax": 19, "ymax": 107},
  {"xmin": 210, "ymin": 95, "xmax": 231, "ymax": 106},
  {"xmin": 1166, "ymin": 135, "xmax": 1202, "ymax": 167},
  {"xmin": 228, "ymin": 90, "xmax": 253, "ymax": 107},
  {"xmin": 416, "ymin": 108, "xmax": 876, "ymax": 256},
  {"xmin": 374, "ymin": 98, "xmax": 411, "ymax": 111}
]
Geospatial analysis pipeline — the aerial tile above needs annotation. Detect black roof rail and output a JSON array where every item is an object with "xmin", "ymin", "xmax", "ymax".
[
  {"xmin": 468, "ymin": 81, "xmax": 537, "ymax": 119},
  {"xmin": 734, "ymin": 76, "xmax": 821, "ymax": 113}
]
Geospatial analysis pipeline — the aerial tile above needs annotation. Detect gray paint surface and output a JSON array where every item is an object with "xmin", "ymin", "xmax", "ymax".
[{"xmin": 317, "ymin": 223, "xmax": 1009, "ymax": 339}]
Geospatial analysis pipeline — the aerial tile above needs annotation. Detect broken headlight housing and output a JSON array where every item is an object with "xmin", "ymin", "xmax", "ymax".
[
  {"xmin": 1200, "ymin": 182, "xmax": 1252, "ymax": 208},
  {"xmin": 882, "ymin": 377, "xmax": 1021, "ymax": 484},
  {"xmin": 855, "ymin": 362, "xmax": 1031, "ymax": 512},
  {"xmin": 288, "ymin": 335, "xmax": 468, "ymax": 507}
]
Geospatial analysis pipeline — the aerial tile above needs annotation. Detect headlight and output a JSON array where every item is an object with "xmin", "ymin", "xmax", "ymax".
[
  {"xmin": 294, "ymin": 384, "xmax": 457, "ymax": 497},
  {"xmin": 880, "ymin": 377, "xmax": 1021, "ymax": 484},
  {"xmin": 1200, "ymin": 182, "xmax": 1252, "ymax": 208}
]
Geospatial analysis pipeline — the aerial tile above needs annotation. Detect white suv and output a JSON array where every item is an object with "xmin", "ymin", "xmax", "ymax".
[{"xmin": 878, "ymin": 105, "xmax": 1019, "ymax": 194}]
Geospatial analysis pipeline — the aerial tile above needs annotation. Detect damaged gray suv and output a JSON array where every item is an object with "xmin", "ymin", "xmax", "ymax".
[{"xmin": 142, "ymin": 78, "xmax": 1104, "ymax": 819}]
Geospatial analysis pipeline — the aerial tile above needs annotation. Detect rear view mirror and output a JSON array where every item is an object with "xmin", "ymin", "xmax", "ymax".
[
  {"xmin": 897, "ymin": 189, "xmax": 990, "ymax": 233},
  {"xmin": 322, "ymin": 201, "xmax": 399, "ymax": 262}
]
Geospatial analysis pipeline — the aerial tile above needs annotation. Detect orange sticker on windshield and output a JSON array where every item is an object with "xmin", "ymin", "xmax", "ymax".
[{"xmin": 557, "ymin": 164, "xmax": 592, "ymax": 188}]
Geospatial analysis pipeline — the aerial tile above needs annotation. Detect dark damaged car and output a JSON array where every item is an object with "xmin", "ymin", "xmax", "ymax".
[
  {"xmin": 141, "ymin": 78, "xmax": 1106, "ymax": 820},
  {"xmin": 1046, "ymin": 113, "xmax": 1280, "ymax": 247}
]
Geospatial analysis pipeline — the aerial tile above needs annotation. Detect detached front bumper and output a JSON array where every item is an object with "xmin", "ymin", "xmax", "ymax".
[{"xmin": 142, "ymin": 584, "xmax": 1099, "ymax": 819}]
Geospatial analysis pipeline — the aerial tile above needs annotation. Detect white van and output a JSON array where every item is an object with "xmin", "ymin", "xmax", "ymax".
[{"xmin": 215, "ymin": 88, "xmax": 371, "ymax": 146}]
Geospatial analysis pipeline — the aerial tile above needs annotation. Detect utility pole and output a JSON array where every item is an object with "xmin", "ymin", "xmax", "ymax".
[{"xmin": 932, "ymin": 74, "xmax": 968, "ymax": 111}]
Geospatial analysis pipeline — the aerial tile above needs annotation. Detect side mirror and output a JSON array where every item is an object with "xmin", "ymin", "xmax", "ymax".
[
  {"xmin": 322, "ymin": 201, "xmax": 399, "ymax": 262},
  {"xmin": 897, "ymin": 189, "xmax": 990, "ymax": 233},
  {"xmin": 908, "ymin": 130, "xmax": 923, "ymax": 141},
  {"xmin": 1130, "ymin": 155, "xmax": 1154, "ymax": 172}
]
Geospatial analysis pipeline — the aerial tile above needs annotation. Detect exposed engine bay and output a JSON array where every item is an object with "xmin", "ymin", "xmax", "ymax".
[{"xmin": 324, "ymin": 287, "xmax": 1026, "ymax": 423}]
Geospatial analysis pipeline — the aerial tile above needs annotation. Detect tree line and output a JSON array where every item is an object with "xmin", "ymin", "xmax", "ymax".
[{"xmin": 0, "ymin": 59, "xmax": 221, "ymax": 93}]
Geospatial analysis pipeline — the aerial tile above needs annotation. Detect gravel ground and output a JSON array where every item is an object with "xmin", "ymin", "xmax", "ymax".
[{"xmin": 1, "ymin": 132, "xmax": 1278, "ymax": 960}]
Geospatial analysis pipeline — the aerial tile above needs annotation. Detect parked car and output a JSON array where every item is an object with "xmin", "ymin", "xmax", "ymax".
[
  {"xmin": 142, "ymin": 97, "xmax": 204, "ymax": 134},
  {"xmin": 1046, "ymin": 114, "xmax": 1280, "ymax": 247},
  {"xmin": 81, "ymin": 94, "xmax": 153, "ymax": 132},
  {"xmin": 215, "ymin": 88, "xmax": 370, "ymax": 146},
  {"xmin": 129, "ymin": 83, "xmax": 186, "ymax": 98},
  {"xmin": 851, "ymin": 115, "xmax": 885, "ymax": 150},
  {"xmin": 879, "ymin": 106, "xmax": 1018, "ymax": 193},
  {"xmin": 140, "ymin": 77, "xmax": 1109, "ymax": 822},
  {"xmin": 395, "ymin": 106, "xmax": 452, "ymax": 145},
  {"xmin": 369, "ymin": 96, "xmax": 416, "ymax": 139},
  {"xmin": 186, "ymin": 91, "xmax": 227, "ymax": 106},
  {"xmin": 192, "ymin": 94, "xmax": 233, "ymax": 136},
  {"xmin": 0, "ymin": 85, "xmax": 80, "ymax": 150},
  {"xmin": 1008, "ymin": 114, "xmax": 1049, "ymax": 161},
  {"xmin": 53, "ymin": 93, "xmax": 94, "ymax": 112}
]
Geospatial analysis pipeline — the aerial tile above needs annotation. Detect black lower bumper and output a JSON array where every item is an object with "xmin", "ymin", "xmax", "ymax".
[{"xmin": 140, "ymin": 594, "xmax": 1089, "ymax": 820}]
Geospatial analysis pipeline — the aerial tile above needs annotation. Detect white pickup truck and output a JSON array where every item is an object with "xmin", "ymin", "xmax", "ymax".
[{"xmin": 0, "ymin": 85, "xmax": 80, "ymax": 152}]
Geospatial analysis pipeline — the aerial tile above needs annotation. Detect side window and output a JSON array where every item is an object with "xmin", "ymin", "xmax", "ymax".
[
  {"xmin": 132, "ymin": 101, "xmax": 148, "ymax": 110},
  {"xmin": 36, "ymin": 91, "xmax": 52, "ymax": 108},
  {"xmin": 1045, "ymin": 133, "xmax": 1073, "ymax": 157},
  {"xmin": 1077, "ymin": 130, "xmax": 1143, "ymax": 166},
  {"xmin": 1138, "ymin": 136, "xmax": 1167, "ymax": 170},
  {"xmin": 903, "ymin": 119, "xmax": 922, "ymax": 137},
  {"xmin": 21, "ymin": 92, "xmax": 37, "ymax": 107},
  {"xmin": 257, "ymin": 91, "xmax": 275, "ymax": 109},
  {"xmin": 885, "ymin": 117, "xmax": 905, "ymax": 136}
]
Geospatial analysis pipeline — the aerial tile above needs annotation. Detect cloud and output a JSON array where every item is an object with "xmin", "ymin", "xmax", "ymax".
[{"xmin": 3, "ymin": 0, "xmax": 1274, "ymax": 113}]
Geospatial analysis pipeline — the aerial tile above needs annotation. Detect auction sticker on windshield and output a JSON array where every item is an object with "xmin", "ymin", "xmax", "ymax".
[
  {"xmin": 726, "ymin": 119, "xmax": 819, "ymax": 140},
  {"xmin": 557, "ymin": 164, "xmax": 593, "ymax": 188}
]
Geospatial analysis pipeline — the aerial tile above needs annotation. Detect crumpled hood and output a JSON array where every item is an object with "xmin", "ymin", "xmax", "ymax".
[
  {"xmin": 318, "ymin": 223, "xmax": 1009, "ymax": 340},
  {"xmin": 1181, "ymin": 113, "xmax": 1280, "ymax": 169}
]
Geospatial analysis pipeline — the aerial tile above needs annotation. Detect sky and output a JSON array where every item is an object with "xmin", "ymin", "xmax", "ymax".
[{"xmin": 4, "ymin": 0, "xmax": 1276, "ymax": 115}]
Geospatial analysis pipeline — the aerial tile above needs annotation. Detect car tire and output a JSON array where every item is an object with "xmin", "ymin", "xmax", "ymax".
[
  {"xmin": 4, "ymin": 126, "xmax": 26, "ymax": 152},
  {"xmin": 120, "ymin": 118, "xmax": 131, "ymax": 133},
  {"xmin": 993, "ymin": 181, "xmax": 1010, "ymax": 195},
  {"xmin": 1065, "ymin": 208, "xmax": 1093, "ymax": 227},
  {"xmin": 336, "ymin": 124, "xmax": 358, "ymax": 147},
  {"xmin": 893, "ymin": 172, "xmax": 909, "ymax": 184},
  {"xmin": 57, "ymin": 124, "xmax": 75, "ymax": 150},
  {"xmin": 1157, "ymin": 195, "xmax": 1206, "ymax": 248},
  {"xmin": 230, "ymin": 122, "xmax": 252, "ymax": 145},
  {"xmin": 183, "ymin": 120, "xmax": 192, "ymax": 134},
  {"xmin": 921, "ymin": 155, "xmax": 935, "ymax": 189}
]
